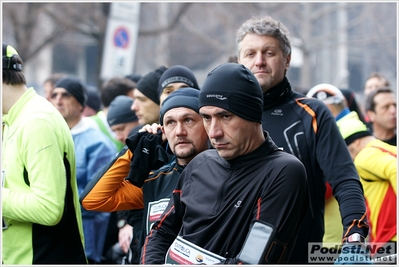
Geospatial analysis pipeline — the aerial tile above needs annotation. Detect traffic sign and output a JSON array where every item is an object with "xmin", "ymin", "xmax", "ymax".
[
  {"xmin": 100, "ymin": 2, "xmax": 141, "ymax": 80},
  {"xmin": 114, "ymin": 27, "xmax": 130, "ymax": 49}
]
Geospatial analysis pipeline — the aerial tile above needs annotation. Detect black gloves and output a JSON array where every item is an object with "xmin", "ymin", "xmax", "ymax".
[{"xmin": 125, "ymin": 130, "xmax": 171, "ymax": 187}]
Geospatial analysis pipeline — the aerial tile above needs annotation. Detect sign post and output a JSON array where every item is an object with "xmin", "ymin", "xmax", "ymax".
[{"xmin": 100, "ymin": 2, "xmax": 140, "ymax": 80}]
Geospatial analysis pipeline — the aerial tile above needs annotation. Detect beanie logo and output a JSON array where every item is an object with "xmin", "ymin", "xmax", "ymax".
[
  {"xmin": 206, "ymin": 94, "xmax": 227, "ymax": 101},
  {"xmin": 142, "ymin": 148, "xmax": 150, "ymax": 154},
  {"xmin": 162, "ymin": 76, "xmax": 194, "ymax": 88},
  {"xmin": 108, "ymin": 118, "xmax": 117, "ymax": 125}
]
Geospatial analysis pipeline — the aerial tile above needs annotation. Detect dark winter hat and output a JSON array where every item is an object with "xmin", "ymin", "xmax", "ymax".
[
  {"xmin": 126, "ymin": 73, "xmax": 142, "ymax": 83},
  {"xmin": 54, "ymin": 76, "xmax": 87, "ymax": 107},
  {"xmin": 199, "ymin": 63, "xmax": 263, "ymax": 123},
  {"xmin": 136, "ymin": 66, "xmax": 167, "ymax": 105},
  {"xmin": 107, "ymin": 95, "xmax": 138, "ymax": 127},
  {"xmin": 157, "ymin": 65, "xmax": 200, "ymax": 97},
  {"xmin": 86, "ymin": 85, "xmax": 102, "ymax": 112},
  {"xmin": 2, "ymin": 43, "xmax": 22, "ymax": 71},
  {"xmin": 159, "ymin": 87, "xmax": 200, "ymax": 126}
]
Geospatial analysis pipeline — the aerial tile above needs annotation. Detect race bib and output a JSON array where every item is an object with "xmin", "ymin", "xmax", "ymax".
[
  {"xmin": 146, "ymin": 198, "xmax": 170, "ymax": 234},
  {"xmin": 165, "ymin": 236, "xmax": 226, "ymax": 265}
]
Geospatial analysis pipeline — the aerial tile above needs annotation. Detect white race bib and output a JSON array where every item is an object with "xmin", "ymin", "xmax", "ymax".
[{"xmin": 165, "ymin": 236, "xmax": 226, "ymax": 265}]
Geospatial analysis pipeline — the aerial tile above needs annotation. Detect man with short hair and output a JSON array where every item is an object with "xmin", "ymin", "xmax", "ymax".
[
  {"xmin": 364, "ymin": 72, "xmax": 391, "ymax": 97},
  {"xmin": 236, "ymin": 15, "xmax": 370, "ymax": 264},
  {"xmin": 365, "ymin": 87, "xmax": 397, "ymax": 146},
  {"xmin": 362, "ymin": 72, "xmax": 391, "ymax": 125},
  {"xmin": 2, "ymin": 43, "xmax": 87, "ymax": 264},
  {"xmin": 141, "ymin": 63, "xmax": 309, "ymax": 264}
]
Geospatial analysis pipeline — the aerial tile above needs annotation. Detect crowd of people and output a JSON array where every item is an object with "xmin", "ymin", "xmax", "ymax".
[{"xmin": 2, "ymin": 14, "xmax": 396, "ymax": 265}]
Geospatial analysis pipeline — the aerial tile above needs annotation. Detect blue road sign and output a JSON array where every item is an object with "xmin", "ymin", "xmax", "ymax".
[{"xmin": 114, "ymin": 27, "xmax": 130, "ymax": 49}]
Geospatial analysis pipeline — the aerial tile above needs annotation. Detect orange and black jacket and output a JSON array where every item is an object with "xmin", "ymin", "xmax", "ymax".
[
  {"xmin": 80, "ymin": 130, "xmax": 173, "ymax": 213},
  {"xmin": 80, "ymin": 146, "xmax": 145, "ymax": 212},
  {"xmin": 80, "ymin": 143, "xmax": 182, "ymax": 249}
]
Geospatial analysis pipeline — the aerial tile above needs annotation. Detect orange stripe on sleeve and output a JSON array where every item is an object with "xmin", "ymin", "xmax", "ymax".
[
  {"xmin": 295, "ymin": 98, "xmax": 318, "ymax": 134},
  {"xmin": 342, "ymin": 212, "xmax": 368, "ymax": 240},
  {"xmin": 256, "ymin": 198, "xmax": 261, "ymax": 220}
]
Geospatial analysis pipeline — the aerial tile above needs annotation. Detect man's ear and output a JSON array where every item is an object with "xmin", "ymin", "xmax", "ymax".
[
  {"xmin": 366, "ymin": 110, "xmax": 375, "ymax": 122},
  {"xmin": 285, "ymin": 54, "xmax": 291, "ymax": 70}
]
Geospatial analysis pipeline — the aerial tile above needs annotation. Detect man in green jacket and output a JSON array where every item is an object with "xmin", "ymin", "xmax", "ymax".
[{"xmin": 2, "ymin": 43, "xmax": 87, "ymax": 264}]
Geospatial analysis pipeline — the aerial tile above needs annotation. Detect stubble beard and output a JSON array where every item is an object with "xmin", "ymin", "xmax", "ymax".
[{"xmin": 175, "ymin": 146, "xmax": 196, "ymax": 160}]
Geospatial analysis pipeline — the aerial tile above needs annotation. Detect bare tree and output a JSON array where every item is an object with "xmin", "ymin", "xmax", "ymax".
[{"xmin": 3, "ymin": 3, "xmax": 106, "ymax": 61}]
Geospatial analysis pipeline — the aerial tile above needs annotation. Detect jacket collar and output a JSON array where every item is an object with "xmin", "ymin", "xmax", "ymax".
[{"xmin": 263, "ymin": 77, "xmax": 292, "ymax": 110}]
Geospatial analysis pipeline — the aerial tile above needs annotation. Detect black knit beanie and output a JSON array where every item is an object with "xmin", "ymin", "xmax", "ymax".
[
  {"xmin": 125, "ymin": 73, "xmax": 142, "ymax": 83},
  {"xmin": 136, "ymin": 66, "xmax": 167, "ymax": 105},
  {"xmin": 86, "ymin": 85, "xmax": 102, "ymax": 112},
  {"xmin": 159, "ymin": 87, "xmax": 200, "ymax": 125},
  {"xmin": 107, "ymin": 95, "xmax": 138, "ymax": 127},
  {"xmin": 55, "ymin": 76, "xmax": 87, "ymax": 107},
  {"xmin": 199, "ymin": 63, "xmax": 263, "ymax": 123},
  {"xmin": 157, "ymin": 65, "xmax": 200, "ymax": 97}
]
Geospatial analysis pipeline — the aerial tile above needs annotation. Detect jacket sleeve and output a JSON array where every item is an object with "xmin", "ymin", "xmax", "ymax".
[
  {"xmin": 249, "ymin": 153, "xmax": 309, "ymax": 265},
  {"xmin": 315, "ymin": 110, "xmax": 369, "ymax": 238},
  {"xmin": 2, "ymin": 119, "xmax": 67, "ymax": 225},
  {"xmin": 80, "ymin": 146, "xmax": 144, "ymax": 212}
]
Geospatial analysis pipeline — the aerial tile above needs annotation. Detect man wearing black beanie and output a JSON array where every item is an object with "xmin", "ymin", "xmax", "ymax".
[
  {"xmin": 141, "ymin": 63, "xmax": 309, "ymax": 264},
  {"xmin": 136, "ymin": 66, "xmax": 167, "ymax": 105},
  {"xmin": 83, "ymin": 85, "xmax": 102, "ymax": 117},
  {"xmin": 132, "ymin": 66, "xmax": 167, "ymax": 125},
  {"xmin": 54, "ymin": 76, "xmax": 87, "ymax": 111},
  {"xmin": 199, "ymin": 63, "xmax": 263, "ymax": 123},
  {"xmin": 157, "ymin": 65, "xmax": 200, "ymax": 105},
  {"xmin": 107, "ymin": 95, "xmax": 140, "ymax": 144},
  {"xmin": 80, "ymin": 88, "xmax": 210, "ymax": 264}
]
